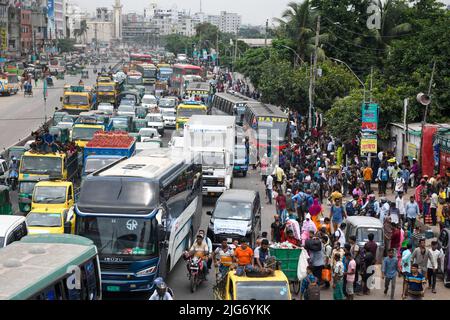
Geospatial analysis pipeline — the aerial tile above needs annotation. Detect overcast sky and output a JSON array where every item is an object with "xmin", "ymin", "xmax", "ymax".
[{"xmin": 75, "ymin": 0, "xmax": 450, "ymax": 25}]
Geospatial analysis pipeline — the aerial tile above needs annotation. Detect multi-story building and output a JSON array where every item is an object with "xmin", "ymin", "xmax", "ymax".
[
  {"xmin": 86, "ymin": 7, "xmax": 114, "ymax": 45},
  {"xmin": 20, "ymin": 9, "xmax": 33, "ymax": 54},
  {"xmin": 66, "ymin": 1, "xmax": 89, "ymax": 40},
  {"xmin": 122, "ymin": 13, "xmax": 158, "ymax": 45},
  {"xmin": 31, "ymin": 1, "xmax": 49, "ymax": 53},
  {"xmin": 54, "ymin": 0, "xmax": 65, "ymax": 39},
  {"xmin": 8, "ymin": 4, "xmax": 21, "ymax": 56},
  {"xmin": 218, "ymin": 11, "xmax": 241, "ymax": 34},
  {"xmin": 0, "ymin": 0, "xmax": 8, "ymax": 54},
  {"xmin": 177, "ymin": 15, "xmax": 195, "ymax": 36}
]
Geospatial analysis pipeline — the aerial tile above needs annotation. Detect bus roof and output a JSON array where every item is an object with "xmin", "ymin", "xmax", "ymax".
[
  {"xmin": 186, "ymin": 82, "xmax": 210, "ymax": 91},
  {"xmin": 187, "ymin": 115, "xmax": 235, "ymax": 127},
  {"xmin": 0, "ymin": 234, "xmax": 97, "ymax": 300},
  {"xmin": 246, "ymin": 102, "xmax": 287, "ymax": 119},
  {"xmin": 178, "ymin": 103, "xmax": 207, "ymax": 109},
  {"xmin": 173, "ymin": 64, "xmax": 202, "ymax": 70}
]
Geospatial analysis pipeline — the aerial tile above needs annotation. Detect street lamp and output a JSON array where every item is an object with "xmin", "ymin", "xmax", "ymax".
[
  {"xmin": 329, "ymin": 57, "xmax": 366, "ymax": 103},
  {"xmin": 279, "ymin": 44, "xmax": 305, "ymax": 67}
]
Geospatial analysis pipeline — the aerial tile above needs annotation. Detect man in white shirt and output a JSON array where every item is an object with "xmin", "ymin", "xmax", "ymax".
[
  {"xmin": 394, "ymin": 172, "xmax": 405, "ymax": 195},
  {"xmin": 379, "ymin": 198, "xmax": 390, "ymax": 222},
  {"xmin": 334, "ymin": 223, "xmax": 346, "ymax": 248},
  {"xmin": 427, "ymin": 241, "xmax": 444, "ymax": 294},
  {"xmin": 266, "ymin": 174, "xmax": 274, "ymax": 205},
  {"xmin": 396, "ymin": 192, "xmax": 406, "ymax": 225}
]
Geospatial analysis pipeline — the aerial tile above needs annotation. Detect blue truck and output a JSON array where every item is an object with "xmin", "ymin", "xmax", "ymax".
[{"xmin": 82, "ymin": 134, "xmax": 137, "ymax": 180}]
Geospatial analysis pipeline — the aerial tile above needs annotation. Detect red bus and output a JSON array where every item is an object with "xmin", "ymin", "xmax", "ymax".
[
  {"xmin": 170, "ymin": 64, "xmax": 203, "ymax": 91},
  {"xmin": 129, "ymin": 53, "xmax": 153, "ymax": 65}
]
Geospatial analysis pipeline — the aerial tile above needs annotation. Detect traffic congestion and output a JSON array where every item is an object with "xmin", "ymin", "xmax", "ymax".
[{"xmin": 0, "ymin": 0, "xmax": 449, "ymax": 304}]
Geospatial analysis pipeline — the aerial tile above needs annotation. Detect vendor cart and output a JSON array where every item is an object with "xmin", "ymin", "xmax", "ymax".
[{"xmin": 269, "ymin": 247, "xmax": 302, "ymax": 294}]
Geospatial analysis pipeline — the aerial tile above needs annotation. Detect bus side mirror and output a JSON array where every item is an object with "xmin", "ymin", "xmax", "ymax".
[{"xmin": 206, "ymin": 211, "xmax": 212, "ymax": 216}]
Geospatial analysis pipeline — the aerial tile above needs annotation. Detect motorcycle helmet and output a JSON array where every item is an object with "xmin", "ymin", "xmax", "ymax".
[{"xmin": 156, "ymin": 281, "xmax": 168, "ymax": 297}]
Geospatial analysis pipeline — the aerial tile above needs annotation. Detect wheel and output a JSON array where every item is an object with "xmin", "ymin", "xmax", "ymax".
[
  {"xmin": 190, "ymin": 274, "xmax": 197, "ymax": 293},
  {"xmin": 242, "ymin": 171, "xmax": 247, "ymax": 177},
  {"xmin": 291, "ymin": 280, "xmax": 301, "ymax": 295}
]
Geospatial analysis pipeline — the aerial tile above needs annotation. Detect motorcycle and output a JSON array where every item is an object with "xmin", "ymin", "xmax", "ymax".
[
  {"xmin": 8, "ymin": 169, "xmax": 18, "ymax": 191},
  {"xmin": 186, "ymin": 255, "xmax": 206, "ymax": 293}
]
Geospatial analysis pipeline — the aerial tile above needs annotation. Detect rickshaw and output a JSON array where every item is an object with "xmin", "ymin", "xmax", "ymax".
[
  {"xmin": 135, "ymin": 106, "xmax": 147, "ymax": 119},
  {"xmin": 0, "ymin": 186, "xmax": 13, "ymax": 215},
  {"xmin": 49, "ymin": 126, "xmax": 70, "ymax": 144},
  {"xmin": 81, "ymin": 70, "xmax": 89, "ymax": 79},
  {"xmin": 24, "ymin": 81, "xmax": 33, "ymax": 97},
  {"xmin": 132, "ymin": 118, "xmax": 148, "ymax": 133}
]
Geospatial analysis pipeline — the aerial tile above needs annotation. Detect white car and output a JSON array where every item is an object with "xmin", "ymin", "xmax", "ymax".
[
  {"xmin": 160, "ymin": 108, "xmax": 176, "ymax": 128},
  {"xmin": 97, "ymin": 103, "xmax": 114, "ymax": 115},
  {"xmin": 145, "ymin": 113, "xmax": 164, "ymax": 135},
  {"xmin": 142, "ymin": 94, "xmax": 158, "ymax": 112},
  {"xmin": 117, "ymin": 105, "xmax": 136, "ymax": 118},
  {"xmin": 0, "ymin": 216, "xmax": 28, "ymax": 247}
]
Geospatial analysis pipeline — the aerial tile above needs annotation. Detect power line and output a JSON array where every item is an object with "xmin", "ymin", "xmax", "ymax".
[{"xmin": 327, "ymin": 30, "xmax": 387, "ymax": 52}]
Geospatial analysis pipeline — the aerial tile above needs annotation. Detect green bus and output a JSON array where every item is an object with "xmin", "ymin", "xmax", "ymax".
[{"xmin": 0, "ymin": 234, "xmax": 102, "ymax": 300}]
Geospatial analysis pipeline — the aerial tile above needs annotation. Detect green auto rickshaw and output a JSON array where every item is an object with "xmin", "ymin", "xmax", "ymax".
[
  {"xmin": 132, "ymin": 118, "xmax": 147, "ymax": 133},
  {"xmin": 49, "ymin": 126, "xmax": 70, "ymax": 144},
  {"xmin": 0, "ymin": 186, "xmax": 13, "ymax": 215},
  {"xmin": 18, "ymin": 180, "xmax": 38, "ymax": 213},
  {"xmin": 135, "ymin": 106, "xmax": 147, "ymax": 119}
]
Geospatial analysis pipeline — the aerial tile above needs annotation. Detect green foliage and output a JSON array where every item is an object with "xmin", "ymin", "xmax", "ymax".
[{"xmin": 57, "ymin": 38, "xmax": 76, "ymax": 53}]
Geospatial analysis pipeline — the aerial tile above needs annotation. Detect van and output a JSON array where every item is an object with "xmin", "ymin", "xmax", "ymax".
[
  {"xmin": 345, "ymin": 216, "xmax": 384, "ymax": 263},
  {"xmin": 0, "ymin": 216, "xmax": 28, "ymax": 247},
  {"xmin": 207, "ymin": 189, "xmax": 261, "ymax": 248}
]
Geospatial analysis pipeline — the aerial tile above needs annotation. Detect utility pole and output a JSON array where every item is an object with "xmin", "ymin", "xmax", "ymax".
[
  {"xmin": 418, "ymin": 60, "xmax": 437, "ymax": 167},
  {"xmin": 233, "ymin": 34, "xmax": 238, "ymax": 72},
  {"xmin": 309, "ymin": 15, "xmax": 320, "ymax": 131},
  {"xmin": 370, "ymin": 66, "xmax": 373, "ymax": 102},
  {"xmin": 94, "ymin": 23, "xmax": 98, "ymax": 54},
  {"xmin": 265, "ymin": 19, "xmax": 269, "ymax": 47}
]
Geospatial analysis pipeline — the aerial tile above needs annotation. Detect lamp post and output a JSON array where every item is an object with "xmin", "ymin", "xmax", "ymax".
[
  {"xmin": 329, "ymin": 57, "xmax": 366, "ymax": 103},
  {"xmin": 279, "ymin": 44, "xmax": 305, "ymax": 68}
]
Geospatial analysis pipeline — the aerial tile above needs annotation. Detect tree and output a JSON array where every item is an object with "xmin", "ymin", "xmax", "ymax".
[
  {"xmin": 74, "ymin": 20, "xmax": 88, "ymax": 44},
  {"xmin": 57, "ymin": 38, "xmax": 76, "ymax": 53}
]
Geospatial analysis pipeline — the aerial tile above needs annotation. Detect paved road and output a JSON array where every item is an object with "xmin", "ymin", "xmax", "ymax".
[{"xmin": 0, "ymin": 65, "xmax": 108, "ymax": 151}]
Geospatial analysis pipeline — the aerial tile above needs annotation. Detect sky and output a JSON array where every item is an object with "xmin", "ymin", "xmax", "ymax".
[{"xmin": 75, "ymin": 0, "xmax": 450, "ymax": 25}]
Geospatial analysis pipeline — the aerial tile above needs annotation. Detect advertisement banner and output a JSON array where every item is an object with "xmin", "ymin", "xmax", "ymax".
[
  {"xmin": 47, "ymin": 0, "xmax": 55, "ymax": 39},
  {"xmin": 407, "ymin": 142, "xmax": 418, "ymax": 159},
  {"xmin": 440, "ymin": 150, "xmax": 450, "ymax": 177},
  {"xmin": 361, "ymin": 134, "xmax": 378, "ymax": 154},
  {"xmin": 421, "ymin": 125, "xmax": 438, "ymax": 177},
  {"xmin": 0, "ymin": 28, "xmax": 7, "ymax": 51},
  {"xmin": 361, "ymin": 103, "xmax": 379, "ymax": 132}
]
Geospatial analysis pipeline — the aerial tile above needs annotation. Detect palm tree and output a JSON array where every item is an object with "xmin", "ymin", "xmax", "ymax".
[
  {"xmin": 74, "ymin": 20, "xmax": 89, "ymax": 44},
  {"xmin": 274, "ymin": 1, "xmax": 328, "ymax": 61}
]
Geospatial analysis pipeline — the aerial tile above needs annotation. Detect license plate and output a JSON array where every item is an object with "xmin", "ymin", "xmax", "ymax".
[
  {"xmin": 209, "ymin": 192, "xmax": 215, "ymax": 196},
  {"xmin": 227, "ymin": 238, "xmax": 232, "ymax": 243},
  {"xmin": 106, "ymin": 286, "xmax": 120, "ymax": 292}
]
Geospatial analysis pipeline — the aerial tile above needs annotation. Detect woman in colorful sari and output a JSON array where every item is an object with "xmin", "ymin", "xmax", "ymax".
[
  {"xmin": 309, "ymin": 198, "xmax": 323, "ymax": 230},
  {"xmin": 301, "ymin": 213, "xmax": 317, "ymax": 245}
]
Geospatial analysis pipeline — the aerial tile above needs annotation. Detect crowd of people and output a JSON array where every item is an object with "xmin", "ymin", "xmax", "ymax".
[{"xmin": 252, "ymin": 110, "xmax": 450, "ymax": 300}]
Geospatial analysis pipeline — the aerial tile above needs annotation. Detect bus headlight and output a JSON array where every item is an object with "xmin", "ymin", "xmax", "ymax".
[
  {"xmin": 136, "ymin": 266, "xmax": 156, "ymax": 277},
  {"xmin": 217, "ymin": 179, "xmax": 225, "ymax": 186}
]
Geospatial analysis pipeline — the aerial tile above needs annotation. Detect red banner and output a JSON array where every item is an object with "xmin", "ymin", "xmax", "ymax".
[{"xmin": 422, "ymin": 125, "xmax": 438, "ymax": 177}]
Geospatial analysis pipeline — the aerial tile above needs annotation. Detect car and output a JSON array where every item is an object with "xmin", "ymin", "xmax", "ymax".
[
  {"xmin": 141, "ymin": 94, "xmax": 158, "ymax": 111},
  {"xmin": 145, "ymin": 113, "xmax": 164, "ymax": 135},
  {"xmin": 117, "ymin": 105, "xmax": 136, "ymax": 117},
  {"xmin": 207, "ymin": 189, "xmax": 261, "ymax": 248},
  {"xmin": 0, "ymin": 216, "xmax": 28, "ymax": 247},
  {"xmin": 161, "ymin": 108, "xmax": 176, "ymax": 128},
  {"xmin": 97, "ymin": 103, "xmax": 114, "ymax": 115}
]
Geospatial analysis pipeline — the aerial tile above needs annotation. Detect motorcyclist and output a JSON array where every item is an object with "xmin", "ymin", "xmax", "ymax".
[
  {"xmin": 8, "ymin": 157, "xmax": 19, "ymax": 190},
  {"xmin": 152, "ymin": 277, "xmax": 174, "ymax": 299},
  {"xmin": 198, "ymin": 229, "xmax": 213, "ymax": 270},
  {"xmin": 188, "ymin": 233, "xmax": 210, "ymax": 279},
  {"xmin": 148, "ymin": 279, "xmax": 173, "ymax": 300}
]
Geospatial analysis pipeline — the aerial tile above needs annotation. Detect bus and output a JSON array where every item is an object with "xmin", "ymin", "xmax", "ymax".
[
  {"xmin": 171, "ymin": 64, "xmax": 203, "ymax": 93},
  {"xmin": 0, "ymin": 234, "xmax": 101, "ymax": 300},
  {"xmin": 126, "ymin": 70, "xmax": 144, "ymax": 86},
  {"xmin": 185, "ymin": 82, "xmax": 211, "ymax": 103},
  {"xmin": 176, "ymin": 101, "xmax": 208, "ymax": 131},
  {"xmin": 74, "ymin": 151, "xmax": 203, "ymax": 293},
  {"xmin": 244, "ymin": 102, "xmax": 289, "ymax": 159},
  {"xmin": 136, "ymin": 63, "xmax": 158, "ymax": 85},
  {"xmin": 211, "ymin": 92, "xmax": 256, "ymax": 126},
  {"xmin": 130, "ymin": 53, "xmax": 153, "ymax": 65}
]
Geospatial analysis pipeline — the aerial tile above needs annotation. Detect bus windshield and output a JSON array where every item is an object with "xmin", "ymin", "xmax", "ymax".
[
  {"xmin": 257, "ymin": 120, "xmax": 288, "ymax": 142},
  {"xmin": 72, "ymin": 127, "xmax": 102, "ymax": 141},
  {"xmin": 77, "ymin": 216, "xmax": 157, "ymax": 258},
  {"xmin": 159, "ymin": 99, "xmax": 175, "ymax": 108},
  {"xmin": 33, "ymin": 186, "xmax": 66, "ymax": 204},
  {"xmin": 85, "ymin": 158, "xmax": 119, "ymax": 175},
  {"xmin": 177, "ymin": 108, "xmax": 206, "ymax": 118},
  {"xmin": 127, "ymin": 77, "xmax": 143, "ymax": 85},
  {"xmin": 64, "ymin": 95, "xmax": 89, "ymax": 106},
  {"xmin": 143, "ymin": 69, "xmax": 156, "ymax": 78},
  {"xmin": 97, "ymin": 85, "xmax": 115, "ymax": 92},
  {"xmin": 21, "ymin": 156, "xmax": 62, "ymax": 175}
]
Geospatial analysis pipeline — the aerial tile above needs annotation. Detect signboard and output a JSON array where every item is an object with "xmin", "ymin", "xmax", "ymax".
[
  {"xmin": 0, "ymin": 28, "xmax": 7, "ymax": 51},
  {"xmin": 407, "ymin": 142, "xmax": 418, "ymax": 159},
  {"xmin": 361, "ymin": 134, "xmax": 378, "ymax": 154},
  {"xmin": 47, "ymin": 0, "xmax": 55, "ymax": 40},
  {"xmin": 361, "ymin": 103, "xmax": 379, "ymax": 132}
]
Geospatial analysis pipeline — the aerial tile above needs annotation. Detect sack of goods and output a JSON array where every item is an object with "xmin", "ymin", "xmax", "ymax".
[{"xmin": 305, "ymin": 239, "xmax": 322, "ymax": 252}]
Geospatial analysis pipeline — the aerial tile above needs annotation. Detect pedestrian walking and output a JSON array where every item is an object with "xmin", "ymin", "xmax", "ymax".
[
  {"xmin": 427, "ymin": 241, "xmax": 443, "ymax": 294},
  {"xmin": 344, "ymin": 252, "xmax": 356, "ymax": 300},
  {"xmin": 266, "ymin": 174, "xmax": 273, "ymax": 205},
  {"xmin": 382, "ymin": 248, "xmax": 398, "ymax": 300},
  {"xmin": 330, "ymin": 198, "xmax": 346, "ymax": 233},
  {"xmin": 332, "ymin": 253, "xmax": 345, "ymax": 300},
  {"xmin": 405, "ymin": 196, "xmax": 419, "ymax": 232},
  {"xmin": 402, "ymin": 263, "xmax": 426, "ymax": 300},
  {"xmin": 411, "ymin": 239, "xmax": 432, "ymax": 277}
]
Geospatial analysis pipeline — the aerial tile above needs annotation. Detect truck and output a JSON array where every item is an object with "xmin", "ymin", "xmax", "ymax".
[
  {"xmin": 0, "ymin": 73, "xmax": 20, "ymax": 96},
  {"xmin": 83, "ymin": 131, "xmax": 136, "ymax": 164},
  {"xmin": 19, "ymin": 150, "xmax": 79, "ymax": 184},
  {"xmin": 184, "ymin": 115, "xmax": 236, "ymax": 197},
  {"xmin": 61, "ymin": 85, "xmax": 93, "ymax": 114}
]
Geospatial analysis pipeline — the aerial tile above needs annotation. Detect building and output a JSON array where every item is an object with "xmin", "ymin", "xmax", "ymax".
[
  {"xmin": 113, "ymin": 0, "xmax": 122, "ymax": 40},
  {"xmin": 7, "ymin": 4, "xmax": 21, "ymax": 57},
  {"xmin": 178, "ymin": 15, "xmax": 195, "ymax": 36},
  {"xmin": 218, "ymin": 11, "xmax": 241, "ymax": 34},
  {"xmin": 0, "ymin": 0, "xmax": 9, "ymax": 55},
  {"xmin": 122, "ymin": 13, "xmax": 158, "ymax": 45},
  {"xmin": 20, "ymin": 9, "xmax": 33, "ymax": 54},
  {"xmin": 85, "ymin": 7, "xmax": 114, "ymax": 45},
  {"xmin": 66, "ymin": 1, "xmax": 89, "ymax": 40},
  {"xmin": 31, "ymin": 1, "xmax": 48, "ymax": 53},
  {"xmin": 54, "ymin": 0, "xmax": 65, "ymax": 39}
]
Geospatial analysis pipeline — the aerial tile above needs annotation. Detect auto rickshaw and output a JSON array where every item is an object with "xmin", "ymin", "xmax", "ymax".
[
  {"xmin": 132, "ymin": 118, "xmax": 147, "ymax": 133},
  {"xmin": 0, "ymin": 186, "xmax": 13, "ymax": 215},
  {"xmin": 49, "ymin": 126, "xmax": 70, "ymax": 144},
  {"xmin": 135, "ymin": 106, "xmax": 147, "ymax": 119},
  {"xmin": 81, "ymin": 70, "xmax": 89, "ymax": 79}
]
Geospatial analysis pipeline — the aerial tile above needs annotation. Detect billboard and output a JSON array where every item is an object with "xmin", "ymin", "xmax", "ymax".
[
  {"xmin": 361, "ymin": 134, "xmax": 378, "ymax": 154},
  {"xmin": 0, "ymin": 28, "xmax": 7, "ymax": 51},
  {"xmin": 47, "ymin": 0, "xmax": 55, "ymax": 39},
  {"xmin": 361, "ymin": 103, "xmax": 379, "ymax": 132}
]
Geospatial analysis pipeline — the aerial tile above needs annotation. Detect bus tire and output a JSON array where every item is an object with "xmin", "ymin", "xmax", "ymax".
[{"xmin": 242, "ymin": 171, "xmax": 247, "ymax": 178}]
